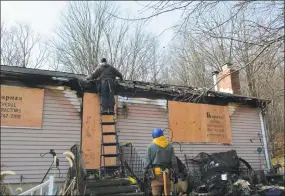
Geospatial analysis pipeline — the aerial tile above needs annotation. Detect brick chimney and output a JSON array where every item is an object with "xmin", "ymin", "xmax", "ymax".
[{"xmin": 212, "ymin": 63, "xmax": 241, "ymax": 95}]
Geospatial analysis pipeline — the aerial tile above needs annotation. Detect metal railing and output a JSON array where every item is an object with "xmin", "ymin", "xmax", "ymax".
[
  {"xmin": 19, "ymin": 176, "xmax": 54, "ymax": 196},
  {"xmin": 120, "ymin": 142, "xmax": 145, "ymax": 180}
]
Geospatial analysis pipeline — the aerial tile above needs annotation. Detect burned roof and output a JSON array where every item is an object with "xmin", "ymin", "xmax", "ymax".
[{"xmin": 1, "ymin": 65, "xmax": 270, "ymax": 108}]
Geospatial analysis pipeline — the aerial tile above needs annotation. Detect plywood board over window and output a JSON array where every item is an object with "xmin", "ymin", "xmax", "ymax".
[
  {"xmin": 81, "ymin": 93, "xmax": 117, "ymax": 169},
  {"xmin": 168, "ymin": 101, "xmax": 232, "ymax": 144},
  {"xmin": 0, "ymin": 85, "xmax": 44, "ymax": 128},
  {"xmin": 81, "ymin": 93, "xmax": 101, "ymax": 169}
]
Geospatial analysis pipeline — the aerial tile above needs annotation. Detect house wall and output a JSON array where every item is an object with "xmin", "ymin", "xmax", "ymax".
[
  {"xmin": 173, "ymin": 105, "xmax": 266, "ymax": 170},
  {"xmin": 1, "ymin": 86, "xmax": 266, "ymax": 185},
  {"xmin": 117, "ymin": 97, "xmax": 266, "ymax": 172},
  {"xmin": 1, "ymin": 87, "xmax": 82, "ymax": 184},
  {"xmin": 117, "ymin": 96, "xmax": 169, "ymax": 156},
  {"xmin": 116, "ymin": 97, "xmax": 169, "ymax": 178}
]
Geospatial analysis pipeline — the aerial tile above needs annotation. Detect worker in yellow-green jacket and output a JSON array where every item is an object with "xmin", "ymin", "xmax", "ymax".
[{"xmin": 144, "ymin": 128, "xmax": 178, "ymax": 196}]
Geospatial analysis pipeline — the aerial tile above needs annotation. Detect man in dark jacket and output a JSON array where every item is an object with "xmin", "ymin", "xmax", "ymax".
[
  {"xmin": 86, "ymin": 58, "xmax": 123, "ymax": 114},
  {"xmin": 144, "ymin": 128, "xmax": 178, "ymax": 196}
]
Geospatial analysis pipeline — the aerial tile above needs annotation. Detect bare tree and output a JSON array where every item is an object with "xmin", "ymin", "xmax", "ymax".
[
  {"xmin": 51, "ymin": 1, "xmax": 164, "ymax": 82},
  {"xmin": 160, "ymin": 1, "xmax": 284, "ymax": 157},
  {"xmin": 116, "ymin": 23, "xmax": 164, "ymax": 82},
  {"xmin": 167, "ymin": 36, "xmax": 212, "ymax": 87},
  {"xmin": 51, "ymin": 1, "xmax": 117, "ymax": 74},
  {"xmin": 166, "ymin": 10, "xmax": 237, "ymax": 88},
  {"xmin": 162, "ymin": 1, "xmax": 283, "ymax": 95},
  {"xmin": 1, "ymin": 22, "xmax": 49, "ymax": 68},
  {"xmin": 113, "ymin": 1, "xmax": 283, "ymax": 64}
]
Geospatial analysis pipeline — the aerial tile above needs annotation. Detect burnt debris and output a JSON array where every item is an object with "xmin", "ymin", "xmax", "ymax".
[
  {"xmin": 182, "ymin": 150, "xmax": 285, "ymax": 196},
  {"xmin": 1, "ymin": 65, "xmax": 270, "ymax": 108}
]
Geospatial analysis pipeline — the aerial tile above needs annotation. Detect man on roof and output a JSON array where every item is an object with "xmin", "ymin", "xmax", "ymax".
[{"xmin": 86, "ymin": 58, "xmax": 123, "ymax": 114}]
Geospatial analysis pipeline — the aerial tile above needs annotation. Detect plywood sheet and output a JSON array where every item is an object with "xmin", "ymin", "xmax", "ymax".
[
  {"xmin": 101, "ymin": 115, "xmax": 114, "ymax": 122},
  {"xmin": 202, "ymin": 103, "xmax": 232, "ymax": 143},
  {"xmin": 0, "ymin": 85, "xmax": 44, "ymax": 128},
  {"xmin": 168, "ymin": 101, "xmax": 232, "ymax": 144},
  {"xmin": 81, "ymin": 93, "xmax": 101, "ymax": 169},
  {"xmin": 102, "ymin": 125, "xmax": 115, "ymax": 132},
  {"xmin": 81, "ymin": 93, "xmax": 117, "ymax": 169},
  {"xmin": 102, "ymin": 134, "xmax": 117, "ymax": 166},
  {"xmin": 101, "ymin": 114, "xmax": 117, "ymax": 166}
]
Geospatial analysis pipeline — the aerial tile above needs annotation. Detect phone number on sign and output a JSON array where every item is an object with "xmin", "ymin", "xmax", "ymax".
[{"xmin": 1, "ymin": 113, "xmax": 21, "ymax": 119}]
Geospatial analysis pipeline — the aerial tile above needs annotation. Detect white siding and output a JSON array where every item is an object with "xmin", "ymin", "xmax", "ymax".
[
  {"xmin": 173, "ymin": 106, "xmax": 266, "ymax": 170},
  {"xmin": 1, "ymin": 88, "xmax": 82, "ymax": 184},
  {"xmin": 117, "ymin": 97, "xmax": 169, "ymax": 156},
  {"xmin": 117, "ymin": 99, "xmax": 266, "ymax": 171}
]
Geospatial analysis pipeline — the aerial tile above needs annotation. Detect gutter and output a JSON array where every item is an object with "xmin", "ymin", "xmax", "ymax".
[{"xmin": 259, "ymin": 110, "xmax": 271, "ymax": 169}]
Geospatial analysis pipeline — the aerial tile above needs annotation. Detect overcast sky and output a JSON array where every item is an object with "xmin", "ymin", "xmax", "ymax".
[{"xmin": 1, "ymin": 1, "xmax": 182, "ymax": 48}]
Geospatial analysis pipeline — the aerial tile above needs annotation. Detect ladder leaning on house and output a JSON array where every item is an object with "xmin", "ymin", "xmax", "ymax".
[{"xmin": 99, "ymin": 107, "xmax": 124, "ymax": 178}]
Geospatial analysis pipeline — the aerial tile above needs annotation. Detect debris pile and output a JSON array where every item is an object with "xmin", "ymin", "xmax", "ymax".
[{"xmin": 186, "ymin": 150, "xmax": 285, "ymax": 196}]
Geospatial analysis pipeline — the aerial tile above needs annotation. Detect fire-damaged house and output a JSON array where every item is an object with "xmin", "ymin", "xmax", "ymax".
[{"xmin": 0, "ymin": 64, "xmax": 275, "ymax": 194}]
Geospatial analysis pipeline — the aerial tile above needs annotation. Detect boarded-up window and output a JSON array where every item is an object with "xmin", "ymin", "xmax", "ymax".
[
  {"xmin": 81, "ymin": 93, "xmax": 118, "ymax": 169},
  {"xmin": 168, "ymin": 101, "xmax": 232, "ymax": 144},
  {"xmin": 0, "ymin": 85, "xmax": 44, "ymax": 128}
]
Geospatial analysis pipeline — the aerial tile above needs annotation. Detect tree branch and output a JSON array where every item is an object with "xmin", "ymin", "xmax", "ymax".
[{"xmin": 193, "ymin": 36, "xmax": 283, "ymax": 102}]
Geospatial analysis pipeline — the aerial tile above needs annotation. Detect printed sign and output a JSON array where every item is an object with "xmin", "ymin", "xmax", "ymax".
[
  {"xmin": 1, "ymin": 85, "xmax": 44, "ymax": 128},
  {"xmin": 206, "ymin": 113, "xmax": 226, "ymax": 141},
  {"xmin": 168, "ymin": 101, "xmax": 232, "ymax": 144},
  {"xmin": 203, "ymin": 105, "xmax": 232, "ymax": 143}
]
